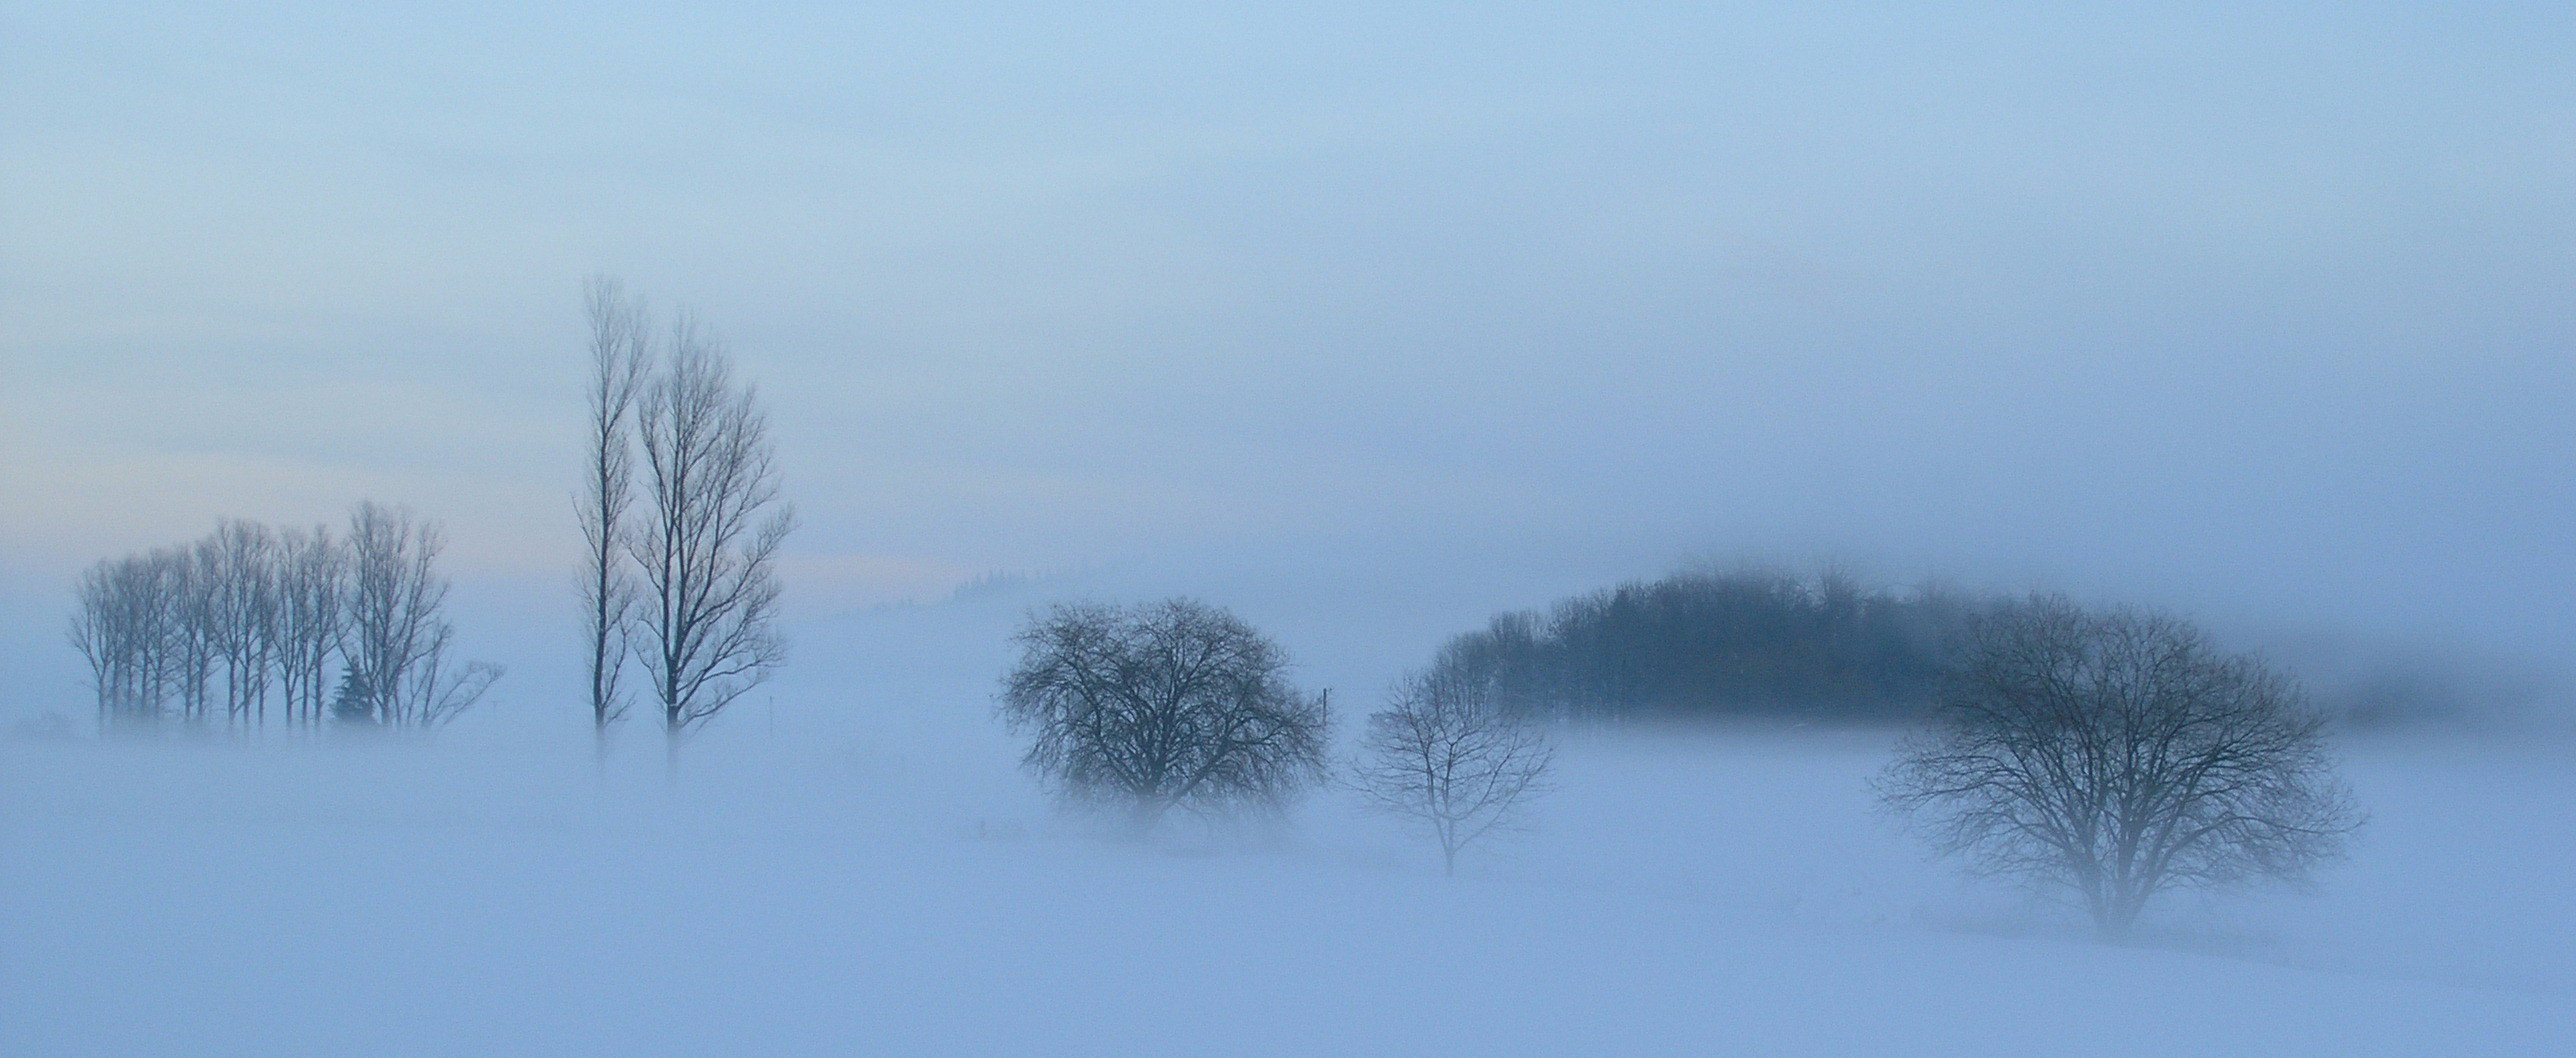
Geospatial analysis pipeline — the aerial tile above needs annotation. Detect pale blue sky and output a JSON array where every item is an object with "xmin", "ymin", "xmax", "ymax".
[{"xmin": 5, "ymin": 3, "xmax": 2571, "ymax": 713}]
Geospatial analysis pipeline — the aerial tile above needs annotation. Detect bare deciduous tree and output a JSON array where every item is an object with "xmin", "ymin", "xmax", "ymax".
[
  {"xmin": 1000, "ymin": 598, "xmax": 1331, "ymax": 835},
  {"xmin": 578, "ymin": 275, "xmax": 650, "ymax": 761},
  {"xmin": 341, "ymin": 502, "xmax": 498, "ymax": 729},
  {"xmin": 66, "ymin": 560, "xmax": 126, "ymax": 727},
  {"xmin": 171, "ymin": 546, "xmax": 218, "ymax": 725},
  {"xmin": 275, "ymin": 524, "xmax": 349, "ymax": 730},
  {"xmin": 629, "ymin": 317, "xmax": 792, "ymax": 770},
  {"xmin": 1876, "ymin": 596, "xmax": 2362, "ymax": 938},
  {"xmin": 68, "ymin": 548, "xmax": 187, "ymax": 730},
  {"xmin": 75, "ymin": 530, "xmax": 291, "ymax": 734},
  {"xmin": 1353, "ymin": 666, "xmax": 1555, "ymax": 876},
  {"xmin": 201, "ymin": 519, "xmax": 280, "ymax": 730}
]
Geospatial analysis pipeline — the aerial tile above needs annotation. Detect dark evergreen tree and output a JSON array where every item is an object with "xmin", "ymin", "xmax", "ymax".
[{"xmin": 330, "ymin": 666, "xmax": 376, "ymax": 725}]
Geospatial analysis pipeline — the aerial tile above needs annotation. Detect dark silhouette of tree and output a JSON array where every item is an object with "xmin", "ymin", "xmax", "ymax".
[
  {"xmin": 629, "ymin": 315, "xmax": 792, "ymax": 772},
  {"xmin": 329, "ymin": 666, "xmax": 375, "ymax": 725},
  {"xmin": 578, "ymin": 275, "xmax": 650, "ymax": 763},
  {"xmin": 274, "ymin": 524, "xmax": 349, "ymax": 730},
  {"xmin": 1876, "ymin": 595, "xmax": 2362, "ymax": 938},
  {"xmin": 200, "ymin": 519, "xmax": 279, "ymax": 730},
  {"xmin": 1000, "ymin": 599, "xmax": 1330, "ymax": 835}
]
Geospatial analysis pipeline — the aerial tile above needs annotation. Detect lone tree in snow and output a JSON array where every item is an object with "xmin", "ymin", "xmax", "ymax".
[
  {"xmin": 1876, "ymin": 596, "xmax": 2360, "ymax": 938},
  {"xmin": 1000, "ymin": 598, "xmax": 1330, "ymax": 835},
  {"xmin": 1353, "ymin": 665, "xmax": 1554, "ymax": 876},
  {"xmin": 630, "ymin": 313, "xmax": 793, "ymax": 772}
]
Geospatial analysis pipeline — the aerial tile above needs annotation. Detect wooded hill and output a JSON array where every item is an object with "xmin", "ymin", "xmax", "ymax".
[{"xmin": 1427, "ymin": 569, "xmax": 1982, "ymax": 721}]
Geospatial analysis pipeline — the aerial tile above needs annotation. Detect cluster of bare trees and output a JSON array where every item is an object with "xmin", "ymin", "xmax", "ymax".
[
  {"xmin": 579, "ymin": 277, "xmax": 794, "ymax": 769},
  {"xmin": 67, "ymin": 503, "xmax": 498, "ymax": 734}
]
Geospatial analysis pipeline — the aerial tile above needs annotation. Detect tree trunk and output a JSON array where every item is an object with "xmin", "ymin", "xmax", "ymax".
[
  {"xmin": 594, "ymin": 715, "xmax": 612, "ymax": 778},
  {"xmin": 2091, "ymin": 895, "xmax": 2138, "ymax": 940},
  {"xmin": 665, "ymin": 718, "xmax": 681, "ymax": 786},
  {"xmin": 1126, "ymin": 798, "xmax": 1167, "ymax": 839}
]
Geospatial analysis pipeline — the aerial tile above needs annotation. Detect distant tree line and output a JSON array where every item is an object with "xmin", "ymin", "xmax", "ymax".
[
  {"xmin": 67, "ymin": 502, "xmax": 498, "ymax": 734},
  {"xmin": 1427, "ymin": 568, "xmax": 1984, "ymax": 722}
]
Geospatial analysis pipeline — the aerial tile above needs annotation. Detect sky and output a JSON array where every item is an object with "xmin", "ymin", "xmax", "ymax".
[{"xmin": 3, "ymin": 2, "xmax": 2571, "ymax": 718}]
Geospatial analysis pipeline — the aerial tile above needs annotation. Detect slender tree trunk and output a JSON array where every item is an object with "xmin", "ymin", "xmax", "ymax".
[
  {"xmin": 582, "ymin": 276, "xmax": 647, "ymax": 769},
  {"xmin": 595, "ymin": 714, "xmax": 612, "ymax": 778},
  {"xmin": 594, "ymin": 660, "xmax": 613, "ymax": 766},
  {"xmin": 665, "ymin": 716, "xmax": 681, "ymax": 785}
]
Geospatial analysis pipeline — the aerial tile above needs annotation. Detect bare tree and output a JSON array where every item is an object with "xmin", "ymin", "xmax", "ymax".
[
  {"xmin": 629, "ymin": 316, "xmax": 793, "ymax": 770},
  {"xmin": 67, "ymin": 560, "xmax": 124, "ymax": 728},
  {"xmin": 1000, "ymin": 598, "xmax": 1331, "ymax": 835},
  {"xmin": 201, "ymin": 519, "xmax": 281, "ymax": 730},
  {"xmin": 171, "ymin": 545, "xmax": 218, "ymax": 725},
  {"xmin": 578, "ymin": 275, "xmax": 650, "ymax": 761},
  {"xmin": 69, "ymin": 557, "xmax": 133, "ymax": 728},
  {"xmin": 1353, "ymin": 666, "xmax": 1555, "ymax": 876},
  {"xmin": 68, "ymin": 549, "xmax": 187, "ymax": 730},
  {"xmin": 340, "ymin": 502, "xmax": 498, "ymax": 729},
  {"xmin": 1876, "ymin": 596, "xmax": 2362, "ymax": 938},
  {"xmin": 275, "ymin": 524, "xmax": 349, "ymax": 730}
]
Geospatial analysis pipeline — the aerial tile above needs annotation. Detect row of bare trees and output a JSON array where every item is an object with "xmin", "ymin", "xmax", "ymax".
[
  {"xmin": 67, "ymin": 504, "xmax": 499, "ymax": 733},
  {"xmin": 580, "ymin": 277, "xmax": 794, "ymax": 768}
]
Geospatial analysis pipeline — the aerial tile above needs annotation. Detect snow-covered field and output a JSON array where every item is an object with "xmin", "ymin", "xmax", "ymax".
[{"xmin": 5, "ymin": 711, "xmax": 2569, "ymax": 1056}]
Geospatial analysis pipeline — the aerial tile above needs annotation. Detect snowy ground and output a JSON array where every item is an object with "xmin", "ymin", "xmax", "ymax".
[{"xmin": 4, "ymin": 713, "xmax": 2569, "ymax": 1056}]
